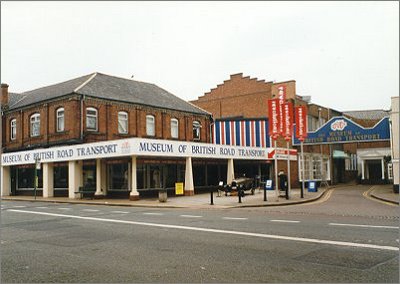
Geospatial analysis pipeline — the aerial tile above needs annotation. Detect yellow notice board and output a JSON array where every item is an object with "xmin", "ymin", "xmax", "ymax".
[{"xmin": 175, "ymin": 182, "xmax": 184, "ymax": 195}]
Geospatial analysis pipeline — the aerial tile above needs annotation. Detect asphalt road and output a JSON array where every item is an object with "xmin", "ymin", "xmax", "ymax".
[{"xmin": 1, "ymin": 185, "xmax": 399, "ymax": 283}]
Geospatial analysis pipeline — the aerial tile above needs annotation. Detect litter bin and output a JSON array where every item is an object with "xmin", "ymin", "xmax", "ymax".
[
  {"xmin": 308, "ymin": 181, "xmax": 318, "ymax": 192},
  {"xmin": 158, "ymin": 189, "xmax": 167, "ymax": 202}
]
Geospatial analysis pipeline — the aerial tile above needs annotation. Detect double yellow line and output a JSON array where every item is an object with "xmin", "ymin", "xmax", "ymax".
[{"xmin": 363, "ymin": 186, "xmax": 397, "ymax": 206}]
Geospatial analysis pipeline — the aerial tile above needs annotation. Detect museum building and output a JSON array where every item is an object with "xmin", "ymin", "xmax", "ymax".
[
  {"xmin": 191, "ymin": 73, "xmax": 394, "ymax": 187},
  {"xmin": 1, "ymin": 73, "xmax": 277, "ymax": 200}
]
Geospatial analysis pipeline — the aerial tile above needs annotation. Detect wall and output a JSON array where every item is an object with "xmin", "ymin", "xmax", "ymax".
[{"xmin": 3, "ymin": 96, "xmax": 212, "ymax": 152}]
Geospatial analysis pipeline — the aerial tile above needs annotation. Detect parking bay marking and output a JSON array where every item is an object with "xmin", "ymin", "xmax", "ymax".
[
  {"xmin": 8, "ymin": 209, "xmax": 399, "ymax": 252},
  {"xmin": 329, "ymin": 223, "xmax": 399, "ymax": 229}
]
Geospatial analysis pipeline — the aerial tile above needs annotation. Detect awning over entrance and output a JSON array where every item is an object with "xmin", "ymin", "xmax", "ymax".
[{"xmin": 333, "ymin": 150, "xmax": 350, "ymax": 159}]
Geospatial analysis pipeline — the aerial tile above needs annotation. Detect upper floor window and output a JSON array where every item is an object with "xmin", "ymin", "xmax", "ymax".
[
  {"xmin": 118, "ymin": 111, "xmax": 128, "ymax": 134},
  {"xmin": 146, "ymin": 115, "xmax": 155, "ymax": 136},
  {"xmin": 86, "ymin": 107, "xmax": 98, "ymax": 131},
  {"xmin": 10, "ymin": 119, "xmax": 16, "ymax": 141},
  {"xmin": 171, "ymin": 118, "xmax": 179, "ymax": 139},
  {"xmin": 30, "ymin": 113, "xmax": 40, "ymax": 137},
  {"xmin": 193, "ymin": 121, "xmax": 201, "ymax": 140},
  {"xmin": 56, "ymin": 108, "xmax": 65, "ymax": 132}
]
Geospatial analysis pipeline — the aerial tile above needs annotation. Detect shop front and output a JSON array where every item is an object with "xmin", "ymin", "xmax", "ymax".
[{"xmin": 1, "ymin": 137, "xmax": 293, "ymax": 200}]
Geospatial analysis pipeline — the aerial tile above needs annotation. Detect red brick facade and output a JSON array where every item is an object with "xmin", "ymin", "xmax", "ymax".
[{"xmin": 3, "ymin": 96, "xmax": 211, "ymax": 152}]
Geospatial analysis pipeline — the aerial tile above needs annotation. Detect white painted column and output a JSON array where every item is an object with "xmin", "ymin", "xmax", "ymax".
[
  {"xmin": 43, "ymin": 163, "xmax": 54, "ymax": 198},
  {"xmin": 1, "ymin": 166, "xmax": 11, "ymax": 196},
  {"xmin": 68, "ymin": 161, "xmax": 83, "ymax": 199},
  {"xmin": 95, "ymin": 159, "xmax": 103, "ymax": 197},
  {"xmin": 184, "ymin": 157, "xmax": 194, "ymax": 196},
  {"xmin": 361, "ymin": 159, "xmax": 365, "ymax": 180},
  {"xmin": 101, "ymin": 160, "xmax": 107, "ymax": 196},
  {"xmin": 381, "ymin": 158, "xmax": 385, "ymax": 180},
  {"xmin": 130, "ymin": 156, "xmax": 140, "ymax": 200},
  {"xmin": 227, "ymin": 158, "xmax": 235, "ymax": 185}
]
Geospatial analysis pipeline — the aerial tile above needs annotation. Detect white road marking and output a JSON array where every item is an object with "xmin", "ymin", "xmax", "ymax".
[
  {"xmin": 143, "ymin": 212, "xmax": 164, "ymax": 216},
  {"xmin": 329, "ymin": 223, "xmax": 399, "ymax": 229},
  {"xmin": 12, "ymin": 205, "xmax": 26, "ymax": 208},
  {"xmin": 8, "ymin": 209, "xmax": 399, "ymax": 252},
  {"xmin": 270, "ymin": 220, "xmax": 300, "ymax": 223},
  {"xmin": 180, "ymin": 215, "xmax": 203, "ymax": 218},
  {"xmin": 57, "ymin": 208, "xmax": 71, "ymax": 210},
  {"xmin": 35, "ymin": 207, "xmax": 48, "ymax": 209},
  {"xmin": 82, "ymin": 209, "xmax": 99, "ymax": 212},
  {"xmin": 222, "ymin": 217, "xmax": 248, "ymax": 220},
  {"xmin": 110, "ymin": 211, "xmax": 129, "ymax": 214}
]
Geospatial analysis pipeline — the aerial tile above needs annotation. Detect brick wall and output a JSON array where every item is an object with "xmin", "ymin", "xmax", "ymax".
[{"xmin": 3, "ymin": 96, "xmax": 212, "ymax": 152}]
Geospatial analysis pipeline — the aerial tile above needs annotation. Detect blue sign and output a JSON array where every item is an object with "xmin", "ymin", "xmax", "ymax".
[
  {"xmin": 293, "ymin": 116, "xmax": 390, "ymax": 145},
  {"xmin": 308, "ymin": 181, "xmax": 317, "ymax": 192},
  {"xmin": 265, "ymin": 180, "xmax": 274, "ymax": 190}
]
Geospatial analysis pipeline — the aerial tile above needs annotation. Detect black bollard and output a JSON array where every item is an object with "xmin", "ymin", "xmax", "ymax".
[
  {"xmin": 285, "ymin": 187, "xmax": 289, "ymax": 200},
  {"xmin": 210, "ymin": 189, "xmax": 214, "ymax": 205},
  {"xmin": 264, "ymin": 187, "xmax": 267, "ymax": 201}
]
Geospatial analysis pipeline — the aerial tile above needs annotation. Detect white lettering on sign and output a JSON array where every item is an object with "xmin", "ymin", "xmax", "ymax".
[{"xmin": 1, "ymin": 137, "xmax": 296, "ymax": 166}]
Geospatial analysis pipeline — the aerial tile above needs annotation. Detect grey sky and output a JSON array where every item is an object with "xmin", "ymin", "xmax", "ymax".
[{"xmin": 1, "ymin": 1, "xmax": 398, "ymax": 112}]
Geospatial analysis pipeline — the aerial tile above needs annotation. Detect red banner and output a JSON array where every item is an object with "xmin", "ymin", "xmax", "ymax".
[
  {"xmin": 277, "ymin": 85, "xmax": 286, "ymax": 135},
  {"xmin": 295, "ymin": 105, "xmax": 308, "ymax": 141},
  {"xmin": 268, "ymin": 99, "xmax": 280, "ymax": 140},
  {"xmin": 283, "ymin": 102, "xmax": 293, "ymax": 141}
]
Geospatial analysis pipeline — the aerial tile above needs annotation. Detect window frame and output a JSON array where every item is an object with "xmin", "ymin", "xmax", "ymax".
[
  {"xmin": 10, "ymin": 118, "xmax": 16, "ymax": 141},
  {"xmin": 56, "ymin": 107, "xmax": 65, "ymax": 132},
  {"xmin": 193, "ymin": 120, "xmax": 201, "ymax": 141},
  {"xmin": 30, "ymin": 113, "xmax": 40, "ymax": 137},
  {"xmin": 171, "ymin": 118, "xmax": 179, "ymax": 139},
  {"xmin": 86, "ymin": 107, "xmax": 98, "ymax": 132},
  {"xmin": 146, "ymin": 115, "xmax": 155, "ymax": 137},
  {"xmin": 118, "ymin": 111, "xmax": 129, "ymax": 134}
]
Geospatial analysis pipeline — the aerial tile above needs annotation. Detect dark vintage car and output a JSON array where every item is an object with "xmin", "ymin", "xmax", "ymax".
[{"xmin": 221, "ymin": 177, "xmax": 255, "ymax": 196}]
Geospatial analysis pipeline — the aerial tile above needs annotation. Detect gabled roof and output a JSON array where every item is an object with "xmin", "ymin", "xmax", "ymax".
[
  {"xmin": 8, "ymin": 72, "xmax": 210, "ymax": 115},
  {"xmin": 343, "ymin": 110, "xmax": 389, "ymax": 120}
]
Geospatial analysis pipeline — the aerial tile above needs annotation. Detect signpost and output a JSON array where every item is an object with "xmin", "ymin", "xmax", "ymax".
[
  {"xmin": 34, "ymin": 156, "xmax": 41, "ymax": 200},
  {"xmin": 295, "ymin": 105, "xmax": 308, "ymax": 198}
]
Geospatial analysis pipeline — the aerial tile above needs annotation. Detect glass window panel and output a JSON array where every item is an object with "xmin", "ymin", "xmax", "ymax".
[{"xmin": 171, "ymin": 118, "xmax": 178, "ymax": 138}]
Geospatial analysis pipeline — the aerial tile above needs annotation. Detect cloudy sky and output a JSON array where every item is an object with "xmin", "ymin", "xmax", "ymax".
[{"xmin": 1, "ymin": 1, "xmax": 398, "ymax": 111}]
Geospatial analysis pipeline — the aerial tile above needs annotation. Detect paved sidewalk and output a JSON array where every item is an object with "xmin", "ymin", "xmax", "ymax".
[
  {"xmin": 1, "ymin": 188, "xmax": 326, "ymax": 209},
  {"xmin": 3, "ymin": 184, "xmax": 398, "ymax": 208},
  {"xmin": 370, "ymin": 184, "xmax": 399, "ymax": 205}
]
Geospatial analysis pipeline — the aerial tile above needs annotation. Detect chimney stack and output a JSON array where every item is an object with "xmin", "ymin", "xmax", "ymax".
[{"xmin": 1, "ymin": 83, "xmax": 9, "ymax": 108}]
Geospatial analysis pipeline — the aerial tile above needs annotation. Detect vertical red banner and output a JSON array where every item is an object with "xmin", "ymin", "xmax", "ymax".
[
  {"xmin": 283, "ymin": 102, "xmax": 293, "ymax": 141},
  {"xmin": 268, "ymin": 99, "xmax": 280, "ymax": 140},
  {"xmin": 295, "ymin": 105, "xmax": 308, "ymax": 141},
  {"xmin": 277, "ymin": 85, "xmax": 286, "ymax": 135}
]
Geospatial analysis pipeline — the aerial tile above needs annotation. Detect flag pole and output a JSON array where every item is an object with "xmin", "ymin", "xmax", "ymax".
[
  {"xmin": 286, "ymin": 140, "xmax": 291, "ymax": 199},
  {"xmin": 301, "ymin": 140, "xmax": 305, "ymax": 198},
  {"xmin": 274, "ymin": 139, "xmax": 279, "ymax": 201}
]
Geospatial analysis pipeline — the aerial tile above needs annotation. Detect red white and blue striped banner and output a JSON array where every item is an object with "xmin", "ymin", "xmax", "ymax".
[{"xmin": 213, "ymin": 120, "xmax": 270, "ymax": 148}]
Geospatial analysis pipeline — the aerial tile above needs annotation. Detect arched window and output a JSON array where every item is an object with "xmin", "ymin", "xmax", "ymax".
[
  {"xmin": 30, "ymin": 113, "xmax": 40, "ymax": 137},
  {"xmin": 86, "ymin": 107, "xmax": 98, "ymax": 131},
  {"xmin": 171, "ymin": 118, "xmax": 179, "ymax": 139},
  {"xmin": 10, "ymin": 118, "xmax": 16, "ymax": 141},
  {"xmin": 56, "ymin": 107, "xmax": 65, "ymax": 132},
  {"xmin": 146, "ymin": 115, "xmax": 155, "ymax": 136},
  {"xmin": 193, "ymin": 121, "xmax": 201, "ymax": 140},
  {"xmin": 118, "ymin": 111, "xmax": 128, "ymax": 134}
]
